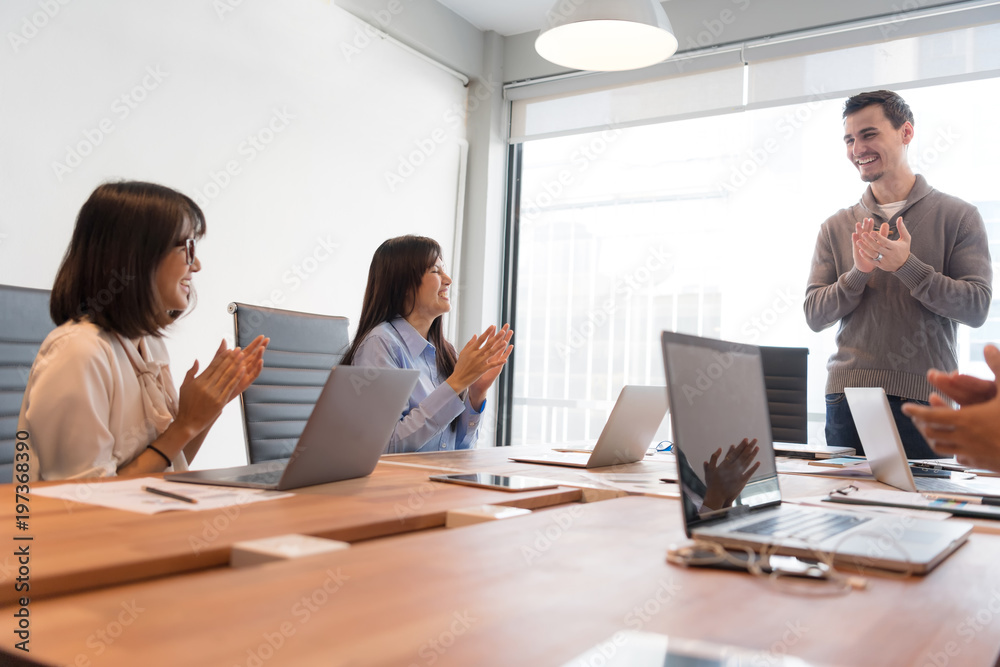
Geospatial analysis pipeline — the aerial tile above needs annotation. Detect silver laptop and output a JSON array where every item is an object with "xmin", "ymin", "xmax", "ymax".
[
  {"xmin": 509, "ymin": 385, "xmax": 668, "ymax": 468},
  {"xmin": 662, "ymin": 332, "xmax": 969, "ymax": 574},
  {"xmin": 844, "ymin": 387, "xmax": 1000, "ymax": 497},
  {"xmin": 169, "ymin": 366, "xmax": 419, "ymax": 490}
]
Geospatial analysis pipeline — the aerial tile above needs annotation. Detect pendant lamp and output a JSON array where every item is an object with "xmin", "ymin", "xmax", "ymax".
[{"xmin": 535, "ymin": 0, "xmax": 677, "ymax": 72}]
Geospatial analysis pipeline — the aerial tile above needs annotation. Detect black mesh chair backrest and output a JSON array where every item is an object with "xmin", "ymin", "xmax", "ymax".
[
  {"xmin": 0, "ymin": 285, "xmax": 54, "ymax": 482},
  {"xmin": 759, "ymin": 346, "xmax": 809, "ymax": 444},
  {"xmin": 229, "ymin": 302, "xmax": 350, "ymax": 463}
]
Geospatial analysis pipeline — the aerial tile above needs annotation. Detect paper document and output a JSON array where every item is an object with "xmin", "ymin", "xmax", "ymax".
[
  {"xmin": 31, "ymin": 477, "xmax": 292, "ymax": 514},
  {"xmin": 825, "ymin": 488, "xmax": 1000, "ymax": 520}
]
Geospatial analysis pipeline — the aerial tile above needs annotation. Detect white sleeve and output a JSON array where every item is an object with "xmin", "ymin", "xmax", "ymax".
[{"xmin": 19, "ymin": 330, "xmax": 119, "ymax": 480}]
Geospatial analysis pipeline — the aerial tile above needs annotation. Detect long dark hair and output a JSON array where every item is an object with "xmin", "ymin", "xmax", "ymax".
[
  {"xmin": 50, "ymin": 181, "xmax": 206, "ymax": 338},
  {"xmin": 344, "ymin": 235, "xmax": 457, "ymax": 380}
]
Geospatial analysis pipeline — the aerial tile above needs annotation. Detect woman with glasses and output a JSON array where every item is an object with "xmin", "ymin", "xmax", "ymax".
[
  {"xmin": 18, "ymin": 181, "xmax": 268, "ymax": 480},
  {"xmin": 343, "ymin": 235, "xmax": 513, "ymax": 453}
]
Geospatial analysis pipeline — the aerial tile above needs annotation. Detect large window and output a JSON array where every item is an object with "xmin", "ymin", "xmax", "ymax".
[{"xmin": 507, "ymin": 75, "xmax": 1000, "ymax": 446}]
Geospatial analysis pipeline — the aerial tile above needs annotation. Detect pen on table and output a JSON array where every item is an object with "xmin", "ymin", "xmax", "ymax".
[
  {"xmin": 143, "ymin": 486, "xmax": 198, "ymax": 504},
  {"xmin": 921, "ymin": 493, "xmax": 1000, "ymax": 507}
]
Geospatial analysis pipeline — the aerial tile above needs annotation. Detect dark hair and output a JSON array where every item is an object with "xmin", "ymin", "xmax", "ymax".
[
  {"xmin": 50, "ymin": 181, "xmax": 206, "ymax": 338},
  {"xmin": 343, "ymin": 235, "xmax": 457, "ymax": 380},
  {"xmin": 843, "ymin": 90, "xmax": 914, "ymax": 129}
]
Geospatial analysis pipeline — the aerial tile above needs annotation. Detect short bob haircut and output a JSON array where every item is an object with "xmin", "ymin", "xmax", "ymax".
[
  {"xmin": 343, "ymin": 235, "xmax": 458, "ymax": 381},
  {"xmin": 843, "ymin": 90, "xmax": 914, "ymax": 130},
  {"xmin": 50, "ymin": 181, "xmax": 206, "ymax": 339}
]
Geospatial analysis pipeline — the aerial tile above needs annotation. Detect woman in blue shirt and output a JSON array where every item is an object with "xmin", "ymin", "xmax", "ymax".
[{"xmin": 343, "ymin": 235, "xmax": 512, "ymax": 453}]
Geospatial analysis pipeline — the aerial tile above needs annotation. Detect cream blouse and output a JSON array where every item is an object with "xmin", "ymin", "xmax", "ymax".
[{"xmin": 18, "ymin": 320, "xmax": 187, "ymax": 480}]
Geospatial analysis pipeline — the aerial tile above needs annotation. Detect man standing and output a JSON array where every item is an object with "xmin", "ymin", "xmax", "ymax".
[{"xmin": 804, "ymin": 90, "xmax": 992, "ymax": 458}]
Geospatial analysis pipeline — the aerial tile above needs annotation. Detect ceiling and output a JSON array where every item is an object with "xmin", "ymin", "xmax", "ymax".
[{"xmin": 434, "ymin": 0, "xmax": 555, "ymax": 36}]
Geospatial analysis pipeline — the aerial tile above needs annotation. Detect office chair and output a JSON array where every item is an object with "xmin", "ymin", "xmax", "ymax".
[
  {"xmin": 0, "ymin": 285, "xmax": 54, "ymax": 482},
  {"xmin": 759, "ymin": 345, "xmax": 809, "ymax": 444},
  {"xmin": 229, "ymin": 302, "xmax": 350, "ymax": 463}
]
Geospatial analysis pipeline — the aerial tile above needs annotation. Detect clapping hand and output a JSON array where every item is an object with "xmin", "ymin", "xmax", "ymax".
[
  {"xmin": 702, "ymin": 438, "xmax": 760, "ymax": 511},
  {"xmin": 447, "ymin": 324, "xmax": 513, "ymax": 407},
  {"xmin": 903, "ymin": 345, "xmax": 1000, "ymax": 471}
]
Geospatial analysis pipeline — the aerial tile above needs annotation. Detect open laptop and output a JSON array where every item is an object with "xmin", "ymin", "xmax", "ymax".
[
  {"xmin": 844, "ymin": 386, "xmax": 1000, "ymax": 497},
  {"xmin": 509, "ymin": 385, "xmax": 668, "ymax": 468},
  {"xmin": 169, "ymin": 366, "xmax": 419, "ymax": 491},
  {"xmin": 661, "ymin": 331, "xmax": 970, "ymax": 574}
]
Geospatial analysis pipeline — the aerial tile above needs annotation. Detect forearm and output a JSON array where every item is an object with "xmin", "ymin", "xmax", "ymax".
[
  {"xmin": 894, "ymin": 254, "xmax": 992, "ymax": 326},
  {"xmin": 117, "ymin": 419, "xmax": 200, "ymax": 477},
  {"xmin": 385, "ymin": 383, "xmax": 466, "ymax": 454},
  {"xmin": 182, "ymin": 420, "xmax": 215, "ymax": 464},
  {"xmin": 803, "ymin": 267, "xmax": 871, "ymax": 332}
]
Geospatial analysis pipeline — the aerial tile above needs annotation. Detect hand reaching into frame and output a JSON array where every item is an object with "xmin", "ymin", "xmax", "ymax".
[{"xmin": 902, "ymin": 345, "xmax": 1000, "ymax": 471}]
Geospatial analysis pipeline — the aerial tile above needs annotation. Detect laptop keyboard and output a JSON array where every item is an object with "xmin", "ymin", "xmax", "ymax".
[
  {"xmin": 915, "ymin": 477, "xmax": 994, "ymax": 495},
  {"xmin": 232, "ymin": 470, "xmax": 281, "ymax": 486},
  {"xmin": 737, "ymin": 510, "xmax": 870, "ymax": 543}
]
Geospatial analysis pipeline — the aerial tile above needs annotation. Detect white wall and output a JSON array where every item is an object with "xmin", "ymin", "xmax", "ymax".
[{"xmin": 0, "ymin": 0, "xmax": 469, "ymax": 468}]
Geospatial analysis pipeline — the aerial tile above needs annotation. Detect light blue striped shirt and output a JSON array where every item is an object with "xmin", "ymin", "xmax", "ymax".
[{"xmin": 352, "ymin": 318, "xmax": 482, "ymax": 453}]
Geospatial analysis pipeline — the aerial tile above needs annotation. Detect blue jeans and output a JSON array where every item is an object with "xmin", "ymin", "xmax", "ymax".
[{"xmin": 825, "ymin": 392, "xmax": 940, "ymax": 460}]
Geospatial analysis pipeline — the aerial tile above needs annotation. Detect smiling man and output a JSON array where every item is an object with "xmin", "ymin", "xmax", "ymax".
[{"xmin": 803, "ymin": 90, "xmax": 992, "ymax": 458}]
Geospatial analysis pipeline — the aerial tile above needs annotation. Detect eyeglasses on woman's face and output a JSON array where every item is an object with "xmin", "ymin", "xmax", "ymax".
[{"xmin": 175, "ymin": 238, "xmax": 196, "ymax": 265}]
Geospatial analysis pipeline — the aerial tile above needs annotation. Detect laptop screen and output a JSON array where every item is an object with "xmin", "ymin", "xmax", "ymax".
[{"xmin": 661, "ymin": 332, "xmax": 781, "ymax": 529}]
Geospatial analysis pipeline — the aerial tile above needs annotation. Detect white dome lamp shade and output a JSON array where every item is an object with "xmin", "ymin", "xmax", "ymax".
[{"xmin": 535, "ymin": 0, "xmax": 678, "ymax": 72}]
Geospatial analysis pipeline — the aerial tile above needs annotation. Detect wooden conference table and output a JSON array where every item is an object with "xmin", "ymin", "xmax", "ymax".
[
  {"xmin": 4, "ymin": 447, "xmax": 1000, "ymax": 666},
  {"xmin": 0, "ymin": 461, "xmax": 580, "ymax": 604}
]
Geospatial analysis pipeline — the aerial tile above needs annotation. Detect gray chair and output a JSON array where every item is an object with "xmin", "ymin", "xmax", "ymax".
[
  {"xmin": 759, "ymin": 346, "xmax": 809, "ymax": 444},
  {"xmin": 229, "ymin": 302, "xmax": 350, "ymax": 464},
  {"xmin": 0, "ymin": 285, "xmax": 55, "ymax": 482}
]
